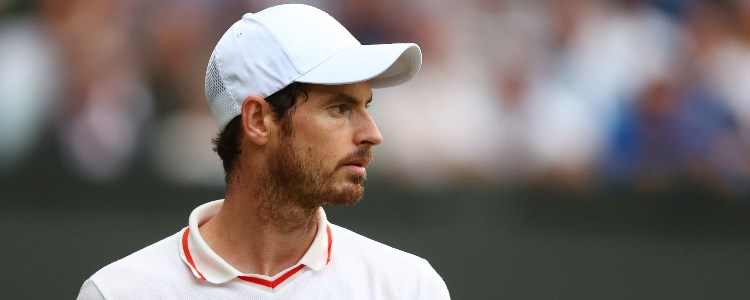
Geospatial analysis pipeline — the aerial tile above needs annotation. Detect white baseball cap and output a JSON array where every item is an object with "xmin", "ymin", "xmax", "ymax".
[{"xmin": 205, "ymin": 4, "xmax": 422, "ymax": 131}]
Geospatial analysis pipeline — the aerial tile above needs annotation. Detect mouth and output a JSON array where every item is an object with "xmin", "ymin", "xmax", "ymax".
[
  {"xmin": 336, "ymin": 147, "xmax": 374, "ymax": 176},
  {"xmin": 342, "ymin": 158, "xmax": 369, "ymax": 169},
  {"xmin": 339, "ymin": 157, "xmax": 370, "ymax": 177}
]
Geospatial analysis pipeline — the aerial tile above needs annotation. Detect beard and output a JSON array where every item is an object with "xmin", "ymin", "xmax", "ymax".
[{"xmin": 254, "ymin": 134, "xmax": 372, "ymax": 233}]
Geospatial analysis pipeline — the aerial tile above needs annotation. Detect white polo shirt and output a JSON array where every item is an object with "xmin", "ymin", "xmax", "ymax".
[{"xmin": 77, "ymin": 200, "xmax": 450, "ymax": 299}]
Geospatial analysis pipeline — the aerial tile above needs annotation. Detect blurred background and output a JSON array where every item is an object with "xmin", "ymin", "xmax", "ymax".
[{"xmin": 2, "ymin": 0, "xmax": 750, "ymax": 298}]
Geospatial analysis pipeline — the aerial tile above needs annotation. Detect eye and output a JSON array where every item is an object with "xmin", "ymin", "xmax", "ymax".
[{"xmin": 331, "ymin": 104, "xmax": 348, "ymax": 114}]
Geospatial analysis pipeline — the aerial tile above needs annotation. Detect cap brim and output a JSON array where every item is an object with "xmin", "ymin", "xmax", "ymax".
[{"xmin": 294, "ymin": 43, "xmax": 422, "ymax": 88}]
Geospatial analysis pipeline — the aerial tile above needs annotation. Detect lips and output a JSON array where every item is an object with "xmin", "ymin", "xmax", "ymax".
[{"xmin": 343, "ymin": 158, "xmax": 369, "ymax": 168}]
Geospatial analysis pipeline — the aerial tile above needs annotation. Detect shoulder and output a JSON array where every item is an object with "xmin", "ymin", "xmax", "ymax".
[
  {"xmin": 328, "ymin": 224, "xmax": 450, "ymax": 299},
  {"xmin": 79, "ymin": 231, "xmax": 195, "ymax": 299},
  {"xmin": 93, "ymin": 231, "xmax": 183, "ymax": 278},
  {"xmin": 329, "ymin": 223, "xmax": 423, "ymax": 264}
]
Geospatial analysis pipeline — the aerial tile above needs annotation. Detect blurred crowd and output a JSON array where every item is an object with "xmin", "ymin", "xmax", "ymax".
[{"xmin": 1, "ymin": 0, "xmax": 749, "ymax": 198}]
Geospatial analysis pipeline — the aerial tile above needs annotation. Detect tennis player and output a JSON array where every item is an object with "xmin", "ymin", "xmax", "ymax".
[{"xmin": 77, "ymin": 4, "xmax": 449, "ymax": 299}]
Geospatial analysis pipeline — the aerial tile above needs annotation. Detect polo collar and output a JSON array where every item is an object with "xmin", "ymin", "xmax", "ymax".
[{"xmin": 178, "ymin": 200, "xmax": 333, "ymax": 287}]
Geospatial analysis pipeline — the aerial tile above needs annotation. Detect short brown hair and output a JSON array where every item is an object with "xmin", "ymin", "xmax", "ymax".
[{"xmin": 211, "ymin": 82, "xmax": 310, "ymax": 181}]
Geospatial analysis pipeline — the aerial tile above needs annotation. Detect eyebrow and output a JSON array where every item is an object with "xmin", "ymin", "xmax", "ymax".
[{"xmin": 325, "ymin": 92, "xmax": 373, "ymax": 106}]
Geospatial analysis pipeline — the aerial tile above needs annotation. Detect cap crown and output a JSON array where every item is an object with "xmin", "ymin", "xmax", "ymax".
[{"xmin": 205, "ymin": 4, "xmax": 360, "ymax": 130}]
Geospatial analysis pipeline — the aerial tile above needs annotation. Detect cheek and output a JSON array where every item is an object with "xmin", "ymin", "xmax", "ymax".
[
  {"xmin": 291, "ymin": 128, "xmax": 333, "ymax": 160},
  {"xmin": 303, "ymin": 135, "xmax": 347, "ymax": 163},
  {"xmin": 291, "ymin": 112, "xmax": 354, "ymax": 165}
]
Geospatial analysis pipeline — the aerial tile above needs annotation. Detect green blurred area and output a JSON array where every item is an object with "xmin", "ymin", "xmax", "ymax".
[{"xmin": 2, "ymin": 142, "xmax": 750, "ymax": 299}]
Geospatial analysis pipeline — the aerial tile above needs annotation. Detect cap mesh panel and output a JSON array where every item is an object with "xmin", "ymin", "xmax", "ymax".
[{"xmin": 205, "ymin": 52, "xmax": 238, "ymax": 130}]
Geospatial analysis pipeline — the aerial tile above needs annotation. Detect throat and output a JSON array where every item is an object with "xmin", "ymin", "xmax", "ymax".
[
  {"xmin": 199, "ymin": 199, "xmax": 320, "ymax": 276},
  {"xmin": 257, "ymin": 199, "xmax": 320, "ymax": 235}
]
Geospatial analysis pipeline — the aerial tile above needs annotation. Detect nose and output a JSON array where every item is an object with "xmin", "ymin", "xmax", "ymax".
[{"xmin": 355, "ymin": 111, "xmax": 383, "ymax": 146}]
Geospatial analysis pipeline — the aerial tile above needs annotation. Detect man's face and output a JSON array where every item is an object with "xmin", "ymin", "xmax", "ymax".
[{"xmin": 265, "ymin": 82, "xmax": 381, "ymax": 208}]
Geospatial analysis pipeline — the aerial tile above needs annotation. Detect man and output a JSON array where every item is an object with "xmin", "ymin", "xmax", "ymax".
[{"xmin": 77, "ymin": 4, "xmax": 450, "ymax": 299}]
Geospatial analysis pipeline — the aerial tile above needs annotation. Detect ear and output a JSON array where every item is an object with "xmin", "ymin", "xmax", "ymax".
[{"xmin": 240, "ymin": 95, "xmax": 274, "ymax": 146}]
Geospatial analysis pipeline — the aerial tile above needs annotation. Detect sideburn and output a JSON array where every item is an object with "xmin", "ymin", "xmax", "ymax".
[{"xmin": 276, "ymin": 108, "xmax": 296, "ymax": 137}]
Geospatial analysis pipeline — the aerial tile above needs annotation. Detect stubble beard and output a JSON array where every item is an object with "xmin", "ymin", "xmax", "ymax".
[{"xmin": 254, "ymin": 134, "xmax": 369, "ymax": 233}]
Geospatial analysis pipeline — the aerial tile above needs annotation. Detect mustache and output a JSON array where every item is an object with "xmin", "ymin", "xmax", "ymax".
[{"xmin": 336, "ymin": 147, "xmax": 374, "ymax": 168}]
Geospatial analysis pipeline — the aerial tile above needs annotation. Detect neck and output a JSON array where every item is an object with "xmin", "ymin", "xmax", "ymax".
[{"xmin": 199, "ymin": 183, "xmax": 320, "ymax": 276}]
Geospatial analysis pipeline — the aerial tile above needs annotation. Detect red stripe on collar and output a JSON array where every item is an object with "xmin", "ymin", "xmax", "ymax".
[
  {"xmin": 326, "ymin": 224, "xmax": 332, "ymax": 264},
  {"xmin": 237, "ymin": 264, "xmax": 305, "ymax": 288},
  {"xmin": 182, "ymin": 228, "xmax": 206, "ymax": 280}
]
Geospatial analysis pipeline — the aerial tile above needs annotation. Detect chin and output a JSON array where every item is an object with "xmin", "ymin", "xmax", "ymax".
[
  {"xmin": 348, "ymin": 173, "xmax": 366, "ymax": 184},
  {"xmin": 322, "ymin": 183, "xmax": 364, "ymax": 207}
]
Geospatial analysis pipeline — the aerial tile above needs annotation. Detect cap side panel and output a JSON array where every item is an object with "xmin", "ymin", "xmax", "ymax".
[
  {"xmin": 205, "ymin": 50, "xmax": 241, "ymax": 131},
  {"xmin": 252, "ymin": 14, "xmax": 304, "ymax": 76},
  {"xmin": 220, "ymin": 19, "xmax": 300, "ymax": 120}
]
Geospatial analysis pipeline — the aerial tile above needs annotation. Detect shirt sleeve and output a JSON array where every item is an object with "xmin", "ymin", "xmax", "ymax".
[
  {"xmin": 420, "ymin": 260, "xmax": 451, "ymax": 300},
  {"xmin": 77, "ymin": 278, "xmax": 106, "ymax": 300}
]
